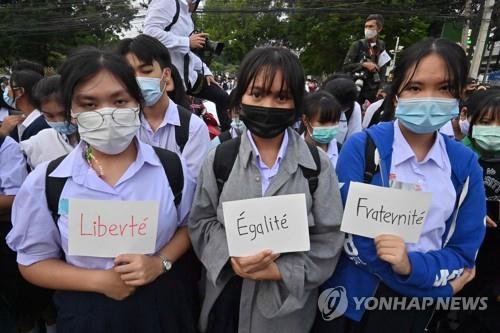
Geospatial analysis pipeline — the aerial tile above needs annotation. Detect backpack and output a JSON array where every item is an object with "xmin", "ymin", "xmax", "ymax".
[
  {"xmin": 45, "ymin": 146, "xmax": 184, "ymax": 223},
  {"xmin": 174, "ymin": 105, "xmax": 192, "ymax": 153},
  {"xmin": 213, "ymin": 137, "xmax": 321, "ymax": 195}
]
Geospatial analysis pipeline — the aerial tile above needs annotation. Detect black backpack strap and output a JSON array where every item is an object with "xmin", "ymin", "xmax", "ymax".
[
  {"xmin": 218, "ymin": 130, "xmax": 233, "ymax": 144},
  {"xmin": 153, "ymin": 146, "xmax": 184, "ymax": 207},
  {"xmin": 213, "ymin": 137, "xmax": 241, "ymax": 194},
  {"xmin": 45, "ymin": 155, "xmax": 69, "ymax": 223},
  {"xmin": 175, "ymin": 105, "xmax": 192, "ymax": 153},
  {"xmin": 299, "ymin": 142, "xmax": 321, "ymax": 195},
  {"xmin": 345, "ymin": 104, "xmax": 354, "ymax": 123},
  {"xmin": 163, "ymin": 0, "xmax": 180, "ymax": 31},
  {"xmin": 363, "ymin": 134, "xmax": 378, "ymax": 184}
]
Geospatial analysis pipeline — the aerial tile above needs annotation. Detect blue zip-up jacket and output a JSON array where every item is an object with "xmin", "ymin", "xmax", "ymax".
[{"xmin": 323, "ymin": 121, "xmax": 486, "ymax": 321}]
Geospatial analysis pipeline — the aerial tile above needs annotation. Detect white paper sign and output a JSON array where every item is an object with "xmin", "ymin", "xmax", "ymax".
[
  {"xmin": 341, "ymin": 182, "xmax": 432, "ymax": 243},
  {"xmin": 378, "ymin": 50, "xmax": 391, "ymax": 68},
  {"xmin": 68, "ymin": 199, "xmax": 159, "ymax": 257},
  {"xmin": 223, "ymin": 194, "xmax": 310, "ymax": 257}
]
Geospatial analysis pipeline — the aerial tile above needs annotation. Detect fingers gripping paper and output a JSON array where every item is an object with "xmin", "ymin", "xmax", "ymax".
[
  {"xmin": 222, "ymin": 194, "xmax": 310, "ymax": 257},
  {"xmin": 341, "ymin": 182, "xmax": 432, "ymax": 243}
]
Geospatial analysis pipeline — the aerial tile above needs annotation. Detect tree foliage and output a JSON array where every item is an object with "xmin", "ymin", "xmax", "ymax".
[
  {"xmin": 196, "ymin": 0, "xmax": 486, "ymax": 75},
  {"xmin": 0, "ymin": 0, "xmax": 137, "ymax": 68}
]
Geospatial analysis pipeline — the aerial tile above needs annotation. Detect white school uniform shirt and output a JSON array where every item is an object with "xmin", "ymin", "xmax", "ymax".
[
  {"xmin": 17, "ymin": 109, "xmax": 42, "ymax": 139},
  {"xmin": 138, "ymin": 100, "xmax": 210, "ymax": 179},
  {"xmin": 336, "ymin": 102, "xmax": 362, "ymax": 144},
  {"xmin": 391, "ymin": 120, "xmax": 456, "ymax": 252},
  {"xmin": 20, "ymin": 128, "xmax": 75, "ymax": 169},
  {"xmin": 144, "ymin": 0, "xmax": 212, "ymax": 89},
  {"xmin": 6, "ymin": 139, "xmax": 196, "ymax": 269},
  {"xmin": 0, "ymin": 136, "xmax": 27, "ymax": 196},
  {"xmin": 439, "ymin": 121, "xmax": 455, "ymax": 139},
  {"xmin": 0, "ymin": 107, "xmax": 9, "ymax": 122}
]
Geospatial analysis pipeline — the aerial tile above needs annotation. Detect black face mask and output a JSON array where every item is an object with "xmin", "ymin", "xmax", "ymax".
[{"xmin": 239, "ymin": 104, "xmax": 296, "ymax": 139}]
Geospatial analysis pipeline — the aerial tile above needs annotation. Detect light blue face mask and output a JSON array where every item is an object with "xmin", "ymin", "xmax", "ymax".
[
  {"xmin": 3, "ymin": 87, "xmax": 16, "ymax": 109},
  {"xmin": 395, "ymin": 97, "xmax": 459, "ymax": 134},
  {"xmin": 231, "ymin": 118, "xmax": 246, "ymax": 133},
  {"xmin": 310, "ymin": 125, "xmax": 339, "ymax": 144},
  {"xmin": 47, "ymin": 121, "xmax": 78, "ymax": 136},
  {"xmin": 136, "ymin": 76, "xmax": 165, "ymax": 107}
]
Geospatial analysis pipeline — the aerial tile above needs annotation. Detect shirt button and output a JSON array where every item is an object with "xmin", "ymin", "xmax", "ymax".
[{"xmin": 255, "ymin": 176, "xmax": 260, "ymax": 182}]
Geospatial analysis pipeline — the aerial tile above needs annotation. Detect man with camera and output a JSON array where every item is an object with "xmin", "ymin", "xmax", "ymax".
[
  {"xmin": 343, "ymin": 14, "xmax": 388, "ymax": 104},
  {"xmin": 144, "ymin": 0, "xmax": 231, "ymax": 130}
]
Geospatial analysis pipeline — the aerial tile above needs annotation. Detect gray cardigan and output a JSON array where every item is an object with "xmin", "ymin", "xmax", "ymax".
[{"xmin": 188, "ymin": 129, "xmax": 344, "ymax": 333}]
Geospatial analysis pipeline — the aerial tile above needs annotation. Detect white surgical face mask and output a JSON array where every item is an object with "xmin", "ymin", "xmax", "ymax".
[
  {"xmin": 74, "ymin": 107, "xmax": 140, "ymax": 155},
  {"xmin": 364, "ymin": 29, "xmax": 377, "ymax": 39},
  {"xmin": 459, "ymin": 119, "xmax": 470, "ymax": 136}
]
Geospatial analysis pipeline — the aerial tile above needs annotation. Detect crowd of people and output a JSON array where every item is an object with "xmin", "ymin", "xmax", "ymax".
[{"xmin": 0, "ymin": 3, "xmax": 498, "ymax": 333}]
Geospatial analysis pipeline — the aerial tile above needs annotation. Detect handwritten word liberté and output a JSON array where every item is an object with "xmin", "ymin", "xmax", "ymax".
[
  {"xmin": 79, "ymin": 214, "xmax": 149, "ymax": 237},
  {"xmin": 236, "ymin": 211, "xmax": 289, "ymax": 241},
  {"xmin": 356, "ymin": 197, "xmax": 426, "ymax": 226}
]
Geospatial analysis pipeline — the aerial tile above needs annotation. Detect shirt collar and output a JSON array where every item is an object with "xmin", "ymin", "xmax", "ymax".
[
  {"xmin": 140, "ymin": 100, "xmax": 180, "ymax": 131},
  {"xmin": 20, "ymin": 109, "xmax": 41, "ymax": 128},
  {"xmin": 240, "ymin": 129, "xmax": 318, "ymax": 173},
  {"xmin": 246, "ymin": 130, "xmax": 288, "ymax": 169},
  {"xmin": 393, "ymin": 120, "xmax": 446, "ymax": 170},
  {"xmin": 49, "ymin": 138, "xmax": 162, "ymax": 182}
]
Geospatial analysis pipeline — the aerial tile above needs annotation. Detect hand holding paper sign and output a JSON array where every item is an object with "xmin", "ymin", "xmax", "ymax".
[
  {"xmin": 375, "ymin": 235, "xmax": 411, "ymax": 275},
  {"xmin": 114, "ymin": 254, "xmax": 163, "ymax": 287},
  {"xmin": 230, "ymin": 250, "xmax": 282, "ymax": 281}
]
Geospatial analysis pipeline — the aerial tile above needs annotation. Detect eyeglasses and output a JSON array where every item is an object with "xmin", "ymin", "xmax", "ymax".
[{"xmin": 71, "ymin": 107, "xmax": 139, "ymax": 130}]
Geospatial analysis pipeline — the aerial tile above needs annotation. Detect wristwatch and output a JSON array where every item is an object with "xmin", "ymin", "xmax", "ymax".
[{"xmin": 158, "ymin": 254, "xmax": 172, "ymax": 274}]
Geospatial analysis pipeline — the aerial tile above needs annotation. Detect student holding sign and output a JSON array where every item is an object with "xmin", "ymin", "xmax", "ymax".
[
  {"xmin": 315, "ymin": 39, "xmax": 487, "ymax": 332},
  {"xmin": 188, "ymin": 47, "xmax": 345, "ymax": 333},
  {"xmin": 6, "ymin": 49, "xmax": 199, "ymax": 333}
]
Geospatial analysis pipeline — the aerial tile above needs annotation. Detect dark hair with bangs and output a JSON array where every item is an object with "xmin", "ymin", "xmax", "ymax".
[
  {"xmin": 32, "ymin": 75, "xmax": 62, "ymax": 110},
  {"xmin": 303, "ymin": 91, "xmax": 342, "ymax": 123},
  {"xmin": 383, "ymin": 38, "xmax": 468, "ymax": 120},
  {"xmin": 467, "ymin": 88, "xmax": 500, "ymax": 136},
  {"xmin": 58, "ymin": 47, "xmax": 143, "ymax": 117},
  {"xmin": 231, "ymin": 47, "xmax": 305, "ymax": 118},
  {"xmin": 117, "ymin": 34, "xmax": 173, "ymax": 70},
  {"xmin": 10, "ymin": 70, "xmax": 44, "ymax": 107}
]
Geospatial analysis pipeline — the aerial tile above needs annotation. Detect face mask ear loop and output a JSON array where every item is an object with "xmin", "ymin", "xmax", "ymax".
[{"xmin": 160, "ymin": 72, "xmax": 168, "ymax": 95}]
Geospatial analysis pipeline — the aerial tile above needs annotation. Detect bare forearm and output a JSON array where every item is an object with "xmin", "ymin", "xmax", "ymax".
[
  {"xmin": 19, "ymin": 259, "xmax": 103, "ymax": 293},
  {"xmin": 0, "ymin": 195, "xmax": 14, "ymax": 210},
  {"xmin": 157, "ymin": 226, "xmax": 191, "ymax": 263}
]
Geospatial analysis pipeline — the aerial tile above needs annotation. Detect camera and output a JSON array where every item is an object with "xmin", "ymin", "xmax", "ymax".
[
  {"xmin": 191, "ymin": 30, "xmax": 224, "ymax": 63},
  {"xmin": 353, "ymin": 71, "xmax": 366, "ymax": 92}
]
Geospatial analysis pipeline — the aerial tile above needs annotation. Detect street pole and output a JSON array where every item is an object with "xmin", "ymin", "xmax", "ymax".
[
  {"xmin": 393, "ymin": 36, "xmax": 400, "ymax": 65},
  {"xmin": 461, "ymin": 0, "xmax": 473, "ymax": 51},
  {"xmin": 470, "ymin": 0, "xmax": 496, "ymax": 79}
]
